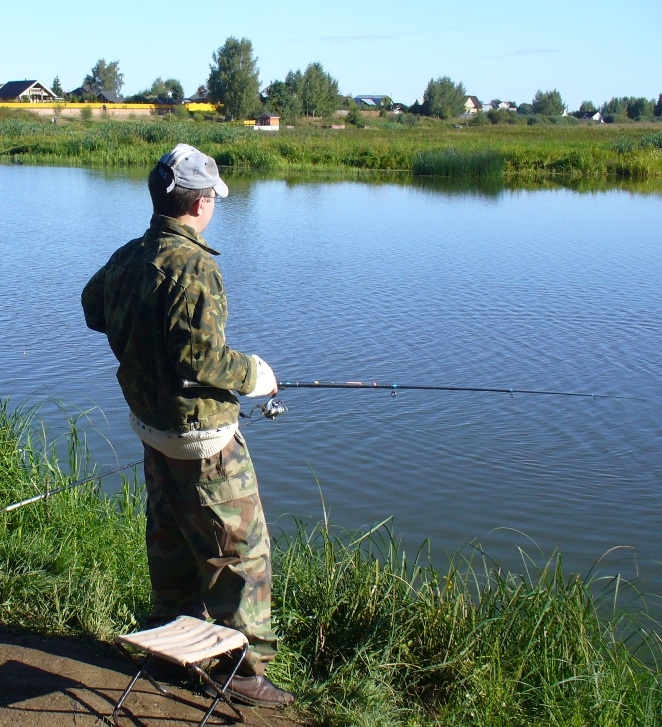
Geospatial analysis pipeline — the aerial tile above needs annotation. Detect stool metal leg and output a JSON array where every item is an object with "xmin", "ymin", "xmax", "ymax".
[
  {"xmin": 190, "ymin": 643, "xmax": 248, "ymax": 724},
  {"xmin": 113, "ymin": 641, "xmax": 248, "ymax": 726}
]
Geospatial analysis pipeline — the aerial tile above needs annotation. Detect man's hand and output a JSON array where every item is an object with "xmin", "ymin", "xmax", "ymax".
[{"xmin": 246, "ymin": 355, "xmax": 278, "ymax": 398}]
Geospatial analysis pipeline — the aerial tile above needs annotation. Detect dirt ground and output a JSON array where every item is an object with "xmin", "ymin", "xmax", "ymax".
[{"xmin": 0, "ymin": 626, "xmax": 300, "ymax": 727}]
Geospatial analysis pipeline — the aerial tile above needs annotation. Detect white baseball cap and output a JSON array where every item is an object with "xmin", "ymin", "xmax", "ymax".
[{"xmin": 157, "ymin": 143, "xmax": 228, "ymax": 198}]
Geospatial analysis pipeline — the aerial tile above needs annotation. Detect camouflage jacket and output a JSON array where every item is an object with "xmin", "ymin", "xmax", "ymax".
[{"xmin": 81, "ymin": 214, "xmax": 257, "ymax": 432}]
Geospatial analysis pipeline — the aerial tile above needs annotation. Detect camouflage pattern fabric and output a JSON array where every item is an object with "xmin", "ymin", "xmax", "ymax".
[
  {"xmin": 81, "ymin": 214, "xmax": 257, "ymax": 433},
  {"xmin": 143, "ymin": 430, "xmax": 277, "ymax": 674}
]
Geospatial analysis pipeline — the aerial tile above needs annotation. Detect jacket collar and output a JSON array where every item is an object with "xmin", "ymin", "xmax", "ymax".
[{"xmin": 149, "ymin": 213, "xmax": 221, "ymax": 255}]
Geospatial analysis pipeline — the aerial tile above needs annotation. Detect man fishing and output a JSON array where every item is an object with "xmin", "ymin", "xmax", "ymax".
[{"xmin": 81, "ymin": 143, "xmax": 294, "ymax": 707}]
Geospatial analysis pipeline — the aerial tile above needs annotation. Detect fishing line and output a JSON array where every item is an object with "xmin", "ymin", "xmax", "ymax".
[{"xmin": 180, "ymin": 378, "xmax": 645, "ymax": 403}]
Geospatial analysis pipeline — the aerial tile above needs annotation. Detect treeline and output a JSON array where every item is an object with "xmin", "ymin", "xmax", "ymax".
[{"xmin": 47, "ymin": 39, "xmax": 662, "ymax": 126}]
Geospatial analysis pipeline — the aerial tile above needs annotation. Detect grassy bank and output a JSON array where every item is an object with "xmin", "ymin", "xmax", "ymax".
[
  {"xmin": 1, "ymin": 111, "xmax": 662, "ymax": 182},
  {"xmin": 1, "ymin": 401, "xmax": 661, "ymax": 725}
]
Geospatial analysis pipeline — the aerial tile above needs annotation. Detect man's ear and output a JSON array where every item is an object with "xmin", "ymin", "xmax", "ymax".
[{"xmin": 189, "ymin": 196, "xmax": 205, "ymax": 217}]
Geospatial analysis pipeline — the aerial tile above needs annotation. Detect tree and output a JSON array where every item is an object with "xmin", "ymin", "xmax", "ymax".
[
  {"xmin": 51, "ymin": 76, "xmax": 64, "ymax": 97},
  {"xmin": 145, "ymin": 77, "xmax": 184, "ymax": 100},
  {"xmin": 264, "ymin": 74, "xmax": 303, "ymax": 121},
  {"xmin": 421, "ymin": 76, "xmax": 466, "ymax": 119},
  {"xmin": 578, "ymin": 100, "xmax": 596, "ymax": 113},
  {"xmin": 126, "ymin": 78, "xmax": 185, "ymax": 104},
  {"xmin": 84, "ymin": 59, "xmax": 124, "ymax": 94},
  {"xmin": 208, "ymin": 37, "xmax": 260, "ymax": 120},
  {"xmin": 626, "ymin": 96, "xmax": 653, "ymax": 120},
  {"xmin": 300, "ymin": 63, "xmax": 340, "ymax": 118},
  {"xmin": 655, "ymin": 94, "xmax": 662, "ymax": 117},
  {"xmin": 531, "ymin": 89, "xmax": 565, "ymax": 116}
]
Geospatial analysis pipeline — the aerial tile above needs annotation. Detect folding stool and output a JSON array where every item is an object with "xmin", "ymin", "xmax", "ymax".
[{"xmin": 113, "ymin": 615, "xmax": 249, "ymax": 726}]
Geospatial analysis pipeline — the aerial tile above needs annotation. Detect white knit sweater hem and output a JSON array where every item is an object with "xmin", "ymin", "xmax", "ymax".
[{"xmin": 130, "ymin": 412, "xmax": 237, "ymax": 460}]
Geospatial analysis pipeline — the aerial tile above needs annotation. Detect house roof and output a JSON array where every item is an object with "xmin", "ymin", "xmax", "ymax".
[
  {"xmin": 464, "ymin": 95, "xmax": 482, "ymax": 108},
  {"xmin": 70, "ymin": 85, "xmax": 95, "ymax": 96},
  {"xmin": 97, "ymin": 91, "xmax": 122, "ymax": 103},
  {"xmin": 0, "ymin": 80, "xmax": 56, "ymax": 100},
  {"xmin": 354, "ymin": 95, "xmax": 389, "ymax": 106}
]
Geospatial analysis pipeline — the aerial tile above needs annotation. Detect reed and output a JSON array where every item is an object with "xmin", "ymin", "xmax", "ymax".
[
  {"xmin": 1, "ymin": 401, "xmax": 661, "ymax": 724},
  {"xmin": 2, "ymin": 114, "xmax": 662, "ymax": 181},
  {"xmin": 271, "ymin": 521, "xmax": 662, "ymax": 726},
  {"xmin": 413, "ymin": 148, "xmax": 506, "ymax": 179}
]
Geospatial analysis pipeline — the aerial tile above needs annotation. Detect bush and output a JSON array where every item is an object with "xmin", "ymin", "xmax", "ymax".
[
  {"xmin": 640, "ymin": 131, "xmax": 662, "ymax": 150},
  {"xmin": 470, "ymin": 111, "xmax": 489, "ymax": 126},
  {"xmin": 612, "ymin": 136, "xmax": 637, "ymax": 154},
  {"xmin": 346, "ymin": 108, "xmax": 363, "ymax": 127},
  {"xmin": 397, "ymin": 112, "xmax": 418, "ymax": 128}
]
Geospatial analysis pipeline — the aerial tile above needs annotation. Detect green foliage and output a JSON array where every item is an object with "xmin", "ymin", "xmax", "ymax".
[
  {"xmin": 422, "ymin": 76, "xmax": 466, "ymax": 119},
  {"xmin": 0, "ymin": 401, "xmax": 149, "ymax": 639},
  {"xmin": 272, "ymin": 519, "xmax": 662, "ymax": 726},
  {"xmin": 80, "ymin": 106, "xmax": 93, "ymax": 122},
  {"xmin": 486, "ymin": 108, "xmax": 524, "ymax": 125},
  {"xmin": 132, "ymin": 77, "xmax": 185, "ymax": 102},
  {"xmin": 627, "ymin": 96, "xmax": 654, "ymax": 120},
  {"xmin": 346, "ymin": 107, "xmax": 364, "ymax": 127},
  {"xmin": 265, "ymin": 76, "xmax": 303, "ymax": 122},
  {"xmin": 397, "ymin": 112, "xmax": 419, "ymax": 128},
  {"xmin": 84, "ymin": 58, "xmax": 124, "ymax": 94},
  {"xmin": 300, "ymin": 62, "xmax": 340, "ymax": 118},
  {"xmin": 578, "ymin": 100, "xmax": 596, "ymax": 114},
  {"xmin": 531, "ymin": 88, "xmax": 565, "ymax": 116},
  {"xmin": 470, "ymin": 111, "xmax": 489, "ymax": 126},
  {"xmin": 413, "ymin": 148, "xmax": 505, "ymax": 180},
  {"xmin": 602, "ymin": 96, "xmax": 654, "ymax": 122},
  {"xmin": 51, "ymin": 76, "xmax": 64, "ymax": 97},
  {"xmin": 640, "ymin": 131, "xmax": 662, "ymax": 149},
  {"xmin": 655, "ymin": 94, "xmax": 662, "ymax": 117},
  {"xmin": 2, "ymin": 117, "xmax": 662, "ymax": 180},
  {"xmin": 208, "ymin": 37, "xmax": 260, "ymax": 120}
]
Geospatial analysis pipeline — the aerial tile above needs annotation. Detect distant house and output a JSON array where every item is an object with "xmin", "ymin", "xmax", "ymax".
[
  {"xmin": 69, "ymin": 85, "xmax": 95, "ymax": 99},
  {"xmin": 0, "ymin": 80, "xmax": 57, "ymax": 102},
  {"xmin": 353, "ymin": 95, "xmax": 390, "ymax": 108},
  {"xmin": 497, "ymin": 101, "xmax": 517, "ymax": 111},
  {"xmin": 254, "ymin": 113, "xmax": 280, "ymax": 130},
  {"xmin": 186, "ymin": 93, "xmax": 211, "ymax": 104},
  {"xmin": 96, "ymin": 90, "xmax": 122, "ymax": 103},
  {"xmin": 581, "ymin": 111, "xmax": 604, "ymax": 123},
  {"xmin": 463, "ymin": 96, "xmax": 482, "ymax": 114},
  {"xmin": 70, "ymin": 86, "xmax": 123, "ymax": 103}
]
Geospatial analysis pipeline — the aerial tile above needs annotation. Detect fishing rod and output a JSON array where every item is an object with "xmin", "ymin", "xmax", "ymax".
[
  {"xmin": 179, "ymin": 377, "xmax": 645, "ymax": 421},
  {"xmin": 3, "ymin": 459, "xmax": 143, "ymax": 513}
]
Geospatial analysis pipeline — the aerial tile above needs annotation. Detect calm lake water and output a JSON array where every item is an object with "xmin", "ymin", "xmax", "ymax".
[{"xmin": 1, "ymin": 165, "xmax": 661, "ymax": 601}]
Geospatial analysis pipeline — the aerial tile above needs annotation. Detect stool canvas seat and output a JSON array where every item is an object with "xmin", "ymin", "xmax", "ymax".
[{"xmin": 113, "ymin": 615, "xmax": 249, "ymax": 726}]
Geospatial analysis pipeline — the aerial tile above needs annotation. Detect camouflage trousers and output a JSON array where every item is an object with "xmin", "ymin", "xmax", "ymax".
[{"xmin": 142, "ymin": 430, "xmax": 277, "ymax": 675}]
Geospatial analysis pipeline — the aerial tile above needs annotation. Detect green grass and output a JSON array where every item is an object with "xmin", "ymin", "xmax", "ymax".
[
  {"xmin": 1, "ymin": 399, "xmax": 661, "ymax": 725},
  {"xmin": 0, "ymin": 399, "xmax": 149, "ymax": 640},
  {"xmin": 2, "ymin": 114, "xmax": 662, "ymax": 182}
]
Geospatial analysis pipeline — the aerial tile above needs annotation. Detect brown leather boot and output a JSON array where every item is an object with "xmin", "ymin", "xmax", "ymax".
[{"xmin": 209, "ymin": 672, "xmax": 295, "ymax": 707}]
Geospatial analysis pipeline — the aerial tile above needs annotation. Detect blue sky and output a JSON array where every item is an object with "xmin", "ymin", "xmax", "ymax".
[{"xmin": 3, "ymin": 0, "xmax": 660, "ymax": 110}]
